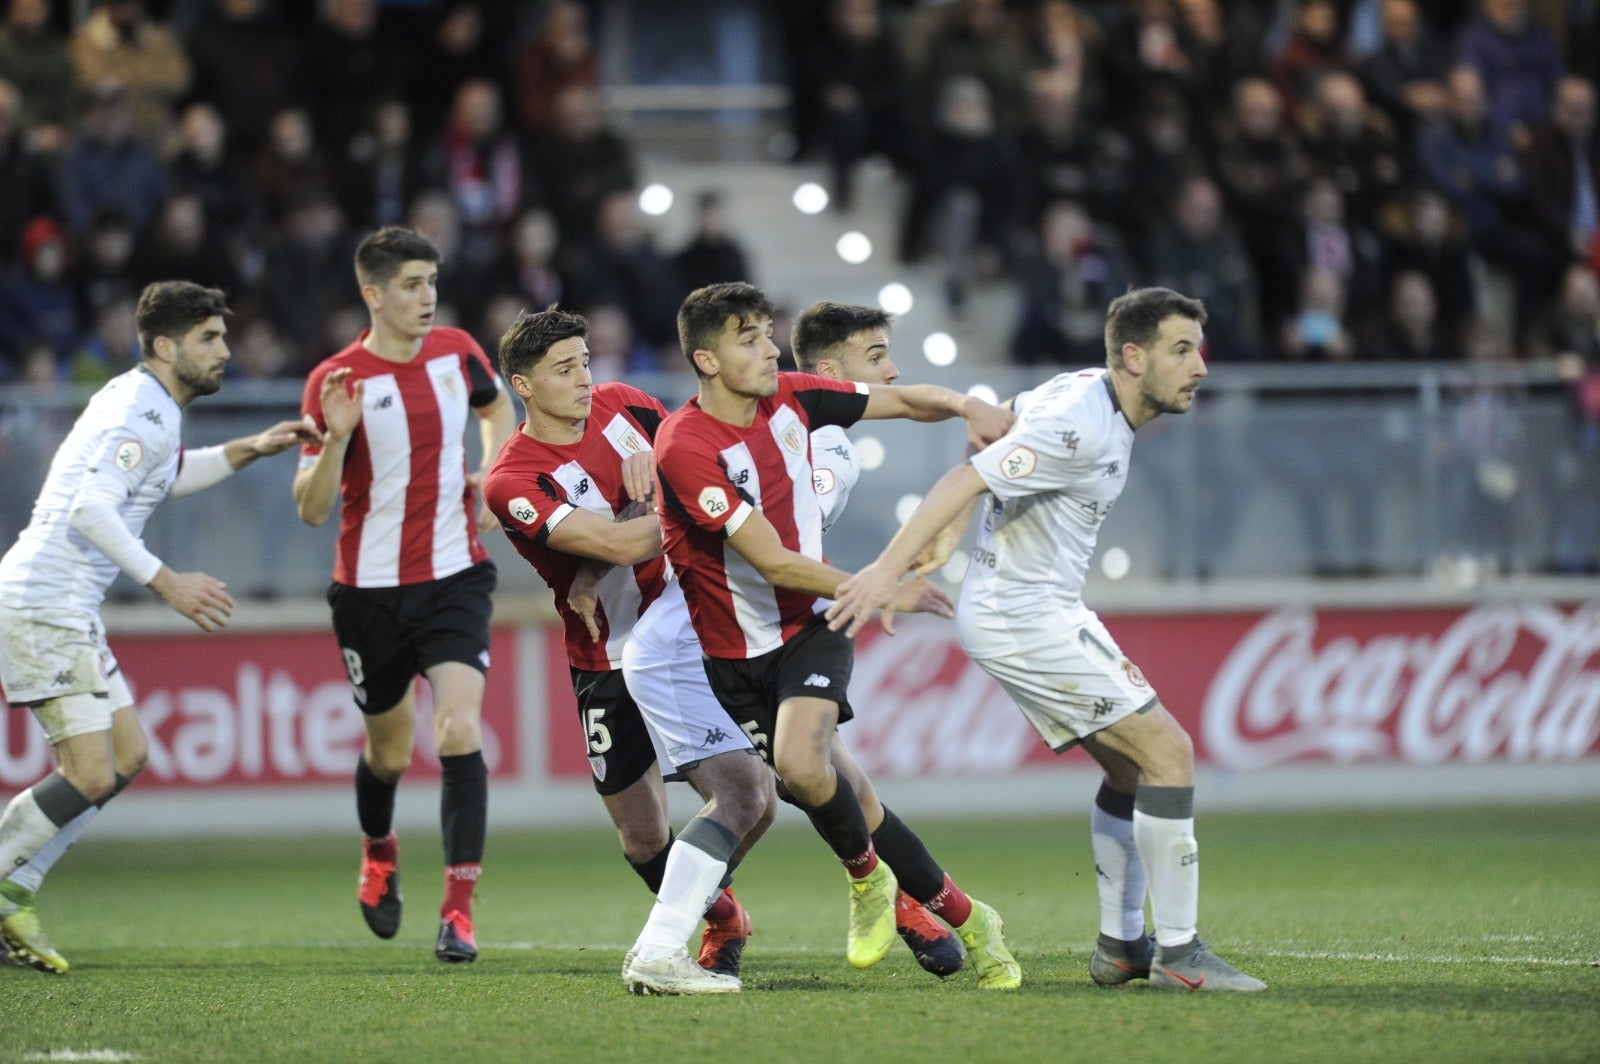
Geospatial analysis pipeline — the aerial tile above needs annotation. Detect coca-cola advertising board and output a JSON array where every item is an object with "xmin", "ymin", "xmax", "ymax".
[
  {"xmin": 546, "ymin": 602, "xmax": 1600, "ymax": 779},
  {"xmin": 2, "ymin": 630, "xmax": 520, "ymax": 789}
]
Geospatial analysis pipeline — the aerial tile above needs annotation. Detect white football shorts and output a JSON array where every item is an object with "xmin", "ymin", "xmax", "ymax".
[
  {"xmin": 622, "ymin": 581, "xmax": 755, "ymax": 772},
  {"xmin": 0, "ymin": 604, "xmax": 135, "ymax": 742},
  {"xmin": 966, "ymin": 606, "xmax": 1159, "ymax": 752}
]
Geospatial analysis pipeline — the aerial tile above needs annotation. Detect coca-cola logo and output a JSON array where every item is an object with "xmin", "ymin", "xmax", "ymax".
[{"xmin": 1203, "ymin": 605, "xmax": 1600, "ymax": 769}]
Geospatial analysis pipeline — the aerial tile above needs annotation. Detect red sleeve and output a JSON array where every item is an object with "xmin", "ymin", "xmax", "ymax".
[
  {"xmin": 656, "ymin": 420, "xmax": 751, "ymax": 537},
  {"xmin": 299, "ymin": 361, "xmax": 332, "ymax": 458},
  {"xmin": 482, "ymin": 457, "xmax": 573, "ymax": 545}
]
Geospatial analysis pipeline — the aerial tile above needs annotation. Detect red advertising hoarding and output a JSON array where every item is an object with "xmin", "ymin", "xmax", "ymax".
[{"xmin": 2, "ymin": 629, "xmax": 520, "ymax": 789}]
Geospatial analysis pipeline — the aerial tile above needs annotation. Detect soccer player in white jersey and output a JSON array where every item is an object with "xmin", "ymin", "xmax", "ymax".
[
  {"xmin": 790, "ymin": 301, "xmax": 967, "ymax": 980},
  {"xmin": 294, "ymin": 226, "xmax": 517, "ymax": 964},
  {"xmin": 829, "ymin": 287, "xmax": 1267, "ymax": 992},
  {"xmin": 0, "ymin": 281, "xmax": 319, "ymax": 973}
]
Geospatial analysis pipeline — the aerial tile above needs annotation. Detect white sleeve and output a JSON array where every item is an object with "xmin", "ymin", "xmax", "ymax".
[
  {"xmin": 68, "ymin": 500, "xmax": 164, "ymax": 585},
  {"xmin": 170, "ymin": 445, "xmax": 235, "ymax": 498},
  {"xmin": 969, "ymin": 398, "xmax": 1095, "ymax": 501}
]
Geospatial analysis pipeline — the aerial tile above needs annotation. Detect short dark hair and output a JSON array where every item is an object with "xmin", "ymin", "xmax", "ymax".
[
  {"xmin": 791, "ymin": 301, "xmax": 892, "ymax": 371},
  {"xmin": 1104, "ymin": 287, "xmax": 1207, "ymax": 366},
  {"xmin": 498, "ymin": 304, "xmax": 588, "ymax": 381},
  {"xmin": 355, "ymin": 225, "xmax": 440, "ymax": 289},
  {"xmin": 135, "ymin": 281, "xmax": 229, "ymax": 358},
  {"xmin": 676, "ymin": 282, "xmax": 774, "ymax": 378}
]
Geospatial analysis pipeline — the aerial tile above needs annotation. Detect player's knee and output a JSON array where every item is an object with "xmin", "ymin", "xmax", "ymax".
[
  {"xmin": 432, "ymin": 703, "xmax": 482, "ymax": 756},
  {"xmin": 774, "ymin": 756, "xmax": 831, "ymax": 805},
  {"xmin": 117, "ymin": 744, "xmax": 149, "ymax": 781},
  {"xmin": 367, "ymin": 745, "xmax": 413, "ymax": 780},
  {"xmin": 618, "ymin": 823, "xmax": 670, "ymax": 864}
]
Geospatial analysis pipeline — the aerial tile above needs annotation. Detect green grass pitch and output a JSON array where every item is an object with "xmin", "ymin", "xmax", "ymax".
[{"xmin": 2, "ymin": 802, "xmax": 1596, "ymax": 1064}]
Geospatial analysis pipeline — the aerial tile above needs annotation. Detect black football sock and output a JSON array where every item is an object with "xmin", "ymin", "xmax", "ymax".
[{"xmin": 354, "ymin": 755, "xmax": 398, "ymax": 840}]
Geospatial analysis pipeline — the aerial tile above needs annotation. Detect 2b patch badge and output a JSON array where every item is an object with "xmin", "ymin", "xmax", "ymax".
[
  {"xmin": 508, "ymin": 497, "xmax": 538, "ymax": 524},
  {"xmin": 1000, "ymin": 446, "xmax": 1036, "ymax": 479},
  {"xmin": 699, "ymin": 486, "xmax": 729, "ymax": 518},
  {"xmin": 114, "ymin": 440, "xmax": 144, "ymax": 472}
]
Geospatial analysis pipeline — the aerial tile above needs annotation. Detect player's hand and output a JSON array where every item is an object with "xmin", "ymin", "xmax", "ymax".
[
  {"xmin": 148, "ymin": 567, "xmax": 235, "ymax": 632},
  {"xmin": 568, "ymin": 566, "xmax": 603, "ymax": 641},
  {"xmin": 620, "ymin": 451, "xmax": 655, "ymax": 505},
  {"xmin": 247, "ymin": 416, "xmax": 323, "ymax": 457},
  {"xmin": 912, "ymin": 520, "xmax": 962, "ymax": 577},
  {"xmin": 826, "ymin": 561, "xmax": 901, "ymax": 637},
  {"xmin": 961, "ymin": 396, "xmax": 1015, "ymax": 450},
  {"xmin": 892, "ymin": 575, "xmax": 954, "ymax": 622},
  {"xmin": 319, "ymin": 368, "xmax": 364, "ymax": 440}
]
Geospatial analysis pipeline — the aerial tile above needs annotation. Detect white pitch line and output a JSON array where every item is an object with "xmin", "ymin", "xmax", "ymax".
[{"xmin": 22, "ymin": 1052, "xmax": 138, "ymax": 1062}]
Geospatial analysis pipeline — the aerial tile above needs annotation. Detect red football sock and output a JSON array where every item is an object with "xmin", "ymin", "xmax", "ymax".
[
  {"xmin": 365, "ymin": 832, "xmax": 397, "ymax": 862},
  {"xmin": 703, "ymin": 888, "xmax": 738, "ymax": 923},
  {"xmin": 842, "ymin": 844, "xmax": 880, "ymax": 880},
  {"xmin": 443, "ymin": 863, "xmax": 480, "ymax": 916},
  {"xmin": 923, "ymin": 873, "xmax": 973, "ymax": 927}
]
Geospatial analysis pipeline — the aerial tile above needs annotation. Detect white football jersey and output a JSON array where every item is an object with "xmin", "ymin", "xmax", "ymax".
[
  {"xmin": 809, "ymin": 423, "xmax": 860, "ymax": 535},
  {"xmin": 958, "ymin": 368, "xmax": 1133, "ymax": 659},
  {"xmin": 0, "ymin": 368, "xmax": 182, "ymax": 613}
]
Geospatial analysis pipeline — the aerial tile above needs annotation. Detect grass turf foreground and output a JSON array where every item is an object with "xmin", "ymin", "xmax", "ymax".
[{"xmin": 0, "ymin": 803, "xmax": 1595, "ymax": 1064}]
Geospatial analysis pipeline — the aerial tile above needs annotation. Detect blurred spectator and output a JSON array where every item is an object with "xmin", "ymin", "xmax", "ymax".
[
  {"xmin": 1520, "ymin": 75, "xmax": 1599, "ymax": 266},
  {"xmin": 227, "ymin": 308, "xmax": 293, "ymax": 381},
  {"xmin": 410, "ymin": 3, "xmax": 513, "ymax": 145},
  {"xmin": 68, "ymin": 0, "xmax": 191, "ymax": 141},
  {"xmin": 1378, "ymin": 185, "xmax": 1476, "ymax": 338},
  {"xmin": 0, "ymin": 0, "xmax": 74, "ymax": 153},
  {"xmin": 406, "ymin": 187, "xmax": 492, "ymax": 335},
  {"xmin": 65, "ymin": 291, "xmax": 135, "ymax": 384},
  {"xmin": 672, "ymin": 190, "xmax": 753, "ymax": 294},
  {"xmin": 1361, "ymin": 268, "xmax": 1455, "ymax": 359},
  {"xmin": 1027, "ymin": 1, "xmax": 1107, "ymax": 120},
  {"xmin": 254, "ymin": 106, "xmax": 334, "ymax": 226},
  {"xmin": 1454, "ymin": 0, "xmax": 1562, "ymax": 151},
  {"xmin": 128, "ymin": 192, "xmax": 239, "ymax": 294},
  {"xmin": 0, "ymin": 339, "xmax": 68, "ymax": 540},
  {"xmin": 185, "ymin": 0, "xmax": 304, "ymax": 149},
  {"xmin": 476, "ymin": 291, "xmax": 523, "ymax": 354},
  {"xmin": 528, "ymin": 84, "xmax": 633, "ymax": 248},
  {"xmin": 563, "ymin": 189, "xmax": 682, "ymax": 351},
  {"xmin": 0, "ymin": 216, "xmax": 77, "ymax": 361},
  {"xmin": 307, "ymin": 0, "xmax": 411, "ymax": 161},
  {"xmin": 56, "ymin": 80, "xmax": 167, "ymax": 235},
  {"xmin": 425, "ymin": 77, "xmax": 537, "ymax": 266},
  {"xmin": 1417, "ymin": 64, "xmax": 1550, "ymax": 335},
  {"xmin": 1281, "ymin": 263, "xmax": 1354, "ymax": 360},
  {"xmin": 168, "ymin": 101, "xmax": 257, "ymax": 240},
  {"xmin": 898, "ymin": 75, "xmax": 1017, "ymax": 313},
  {"xmin": 1123, "ymin": 85, "xmax": 1203, "ymax": 253},
  {"xmin": 1359, "ymin": 0, "xmax": 1450, "ymax": 138},
  {"xmin": 1271, "ymin": 0, "xmax": 1351, "ymax": 124},
  {"xmin": 583, "ymin": 301, "xmax": 658, "ymax": 379},
  {"xmin": 1295, "ymin": 166, "xmax": 1383, "ymax": 313},
  {"xmin": 1527, "ymin": 261, "xmax": 1600, "ymax": 363},
  {"xmin": 1147, "ymin": 174, "xmax": 1261, "ymax": 360},
  {"xmin": 256, "ymin": 192, "xmax": 354, "ymax": 364},
  {"xmin": 796, "ymin": 0, "xmax": 907, "ymax": 212},
  {"xmin": 1213, "ymin": 76, "xmax": 1312, "ymax": 338},
  {"xmin": 1301, "ymin": 71, "xmax": 1406, "ymax": 235},
  {"xmin": 511, "ymin": 0, "xmax": 596, "ymax": 137},
  {"xmin": 1010, "ymin": 199, "xmax": 1134, "ymax": 365},
  {"xmin": 0, "ymin": 77, "xmax": 56, "ymax": 263},
  {"xmin": 912, "ymin": 0, "xmax": 1034, "ymax": 138},
  {"xmin": 336, "ymin": 98, "xmax": 424, "ymax": 231},
  {"xmin": 1015, "ymin": 70, "xmax": 1134, "ymax": 239},
  {"xmin": 1173, "ymin": 0, "xmax": 1246, "ymax": 112},
  {"xmin": 489, "ymin": 207, "xmax": 566, "ymax": 313},
  {"xmin": 69, "ymin": 207, "xmax": 136, "ymax": 318},
  {"xmin": 1103, "ymin": 0, "xmax": 1205, "ymax": 116}
]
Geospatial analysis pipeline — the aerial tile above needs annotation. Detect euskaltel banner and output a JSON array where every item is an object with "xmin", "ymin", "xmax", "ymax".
[
  {"xmin": 546, "ymin": 601, "xmax": 1600, "ymax": 780},
  {"xmin": 2, "ymin": 629, "xmax": 520, "ymax": 789}
]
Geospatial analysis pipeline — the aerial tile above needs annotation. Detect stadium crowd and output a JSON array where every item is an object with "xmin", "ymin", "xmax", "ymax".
[{"xmin": 0, "ymin": 0, "xmax": 1597, "ymax": 393}]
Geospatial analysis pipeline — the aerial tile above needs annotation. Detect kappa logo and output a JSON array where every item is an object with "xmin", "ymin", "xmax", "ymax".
[
  {"xmin": 52, "ymin": 669, "xmax": 75, "ymax": 687},
  {"xmin": 813, "ymin": 468, "xmax": 836, "ymax": 495},
  {"xmin": 1103, "ymin": 460, "xmax": 1120, "ymax": 478},
  {"xmin": 702, "ymin": 726, "xmax": 731, "ymax": 747},
  {"xmin": 823, "ymin": 443, "xmax": 851, "ymax": 460},
  {"xmin": 1090, "ymin": 697, "xmax": 1116, "ymax": 719},
  {"xmin": 114, "ymin": 440, "xmax": 144, "ymax": 472},
  {"xmin": 803, "ymin": 674, "xmax": 830, "ymax": 688},
  {"xmin": 699, "ymin": 486, "xmax": 730, "ymax": 517},
  {"xmin": 1060, "ymin": 430, "xmax": 1080, "ymax": 454},
  {"xmin": 1000, "ymin": 446, "xmax": 1036, "ymax": 479},
  {"xmin": 508, "ymin": 496, "xmax": 538, "ymax": 524},
  {"xmin": 140, "ymin": 409, "xmax": 163, "ymax": 427}
]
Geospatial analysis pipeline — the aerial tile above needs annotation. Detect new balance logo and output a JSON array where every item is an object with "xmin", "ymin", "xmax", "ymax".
[
  {"xmin": 573, "ymin": 477, "xmax": 590, "ymax": 497},
  {"xmin": 376, "ymin": 396, "xmax": 394, "ymax": 409},
  {"xmin": 730, "ymin": 468, "xmax": 750, "ymax": 486},
  {"xmin": 803, "ymin": 674, "xmax": 830, "ymax": 688}
]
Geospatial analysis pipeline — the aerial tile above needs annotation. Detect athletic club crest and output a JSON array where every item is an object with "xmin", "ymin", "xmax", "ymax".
[
  {"xmin": 781, "ymin": 423, "xmax": 805, "ymax": 455},
  {"xmin": 589, "ymin": 754, "xmax": 606, "ymax": 782}
]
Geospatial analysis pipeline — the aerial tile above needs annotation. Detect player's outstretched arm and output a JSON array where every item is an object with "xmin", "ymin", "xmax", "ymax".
[
  {"xmin": 172, "ymin": 418, "xmax": 324, "ymax": 499},
  {"xmin": 828, "ymin": 462, "xmax": 990, "ymax": 637},
  {"xmin": 146, "ymin": 565, "xmax": 235, "ymax": 632},
  {"xmin": 861, "ymin": 385, "xmax": 1015, "ymax": 448},
  {"xmin": 294, "ymin": 369, "xmax": 362, "ymax": 526}
]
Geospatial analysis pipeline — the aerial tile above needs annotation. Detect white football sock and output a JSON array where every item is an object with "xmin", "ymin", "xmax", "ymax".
[
  {"xmin": 632, "ymin": 818, "xmax": 734, "ymax": 957},
  {"xmin": 0, "ymin": 789, "xmax": 62, "ymax": 884},
  {"xmin": 8, "ymin": 806, "xmax": 99, "ymax": 892},
  {"xmin": 1134, "ymin": 785, "xmax": 1198, "ymax": 949},
  {"xmin": 1091, "ymin": 796, "xmax": 1147, "ymax": 940}
]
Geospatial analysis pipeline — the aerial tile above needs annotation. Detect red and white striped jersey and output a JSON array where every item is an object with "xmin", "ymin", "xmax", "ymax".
[
  {"xmin": 655, "ymin": 373, "xmax": 869, "ymax": 660},
  {"xmin": 299, "ymin": 326, "xmax": 502, "ymax": 588},
  {"xmin": 483, "ymin": 382, "xmax": 669, "ymax": 671}
]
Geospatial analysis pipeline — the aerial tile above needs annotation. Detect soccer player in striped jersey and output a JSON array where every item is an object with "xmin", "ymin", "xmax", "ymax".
[
  {"xmin": 789, "ymin": 300, "xmax": 969, "ymax": 980},
  {"xmin": 294, "ymin": 226, "xmax": 517, "ymax": 964},
  {"xmin": 483, "ymin": 306, "xmax": 774, "ymax": 995},
  {"xmin": 0, "ymin": 281, "xmax": 319, "ymax": 973},
  {"xmin": 653, "ymin": 282, "xmax": 1022, "ymax": 987},
  {"xmin": 828, "ymin": 287, "xmax": 1266, "ymax": 992}
]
